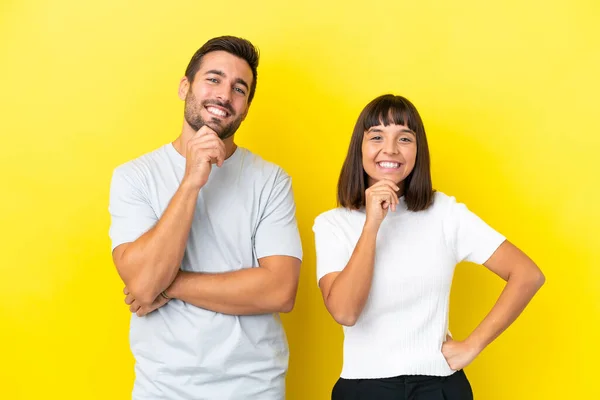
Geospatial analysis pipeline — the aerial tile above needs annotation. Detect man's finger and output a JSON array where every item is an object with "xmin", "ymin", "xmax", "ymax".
[
  {"xmin": 195, "ymin": 124, "xmax": 219, "ymax": 137},
  {"xmin": 216, "ymin": 148, "xmax": 226, "ymax": 167},
  {"xmin": 124, "ymin": 294, "xmax": 134, "ymax": 305},
  {"xmin": 129, "ymin": 301, "xmax": 141, "ymax": 313}
]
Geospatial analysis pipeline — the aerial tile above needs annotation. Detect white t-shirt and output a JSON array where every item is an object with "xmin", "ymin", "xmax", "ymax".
[
  {"xmin": 313, "ymin": 191, "xmax": 505, "ymax": 379},
  {"xmin": 109, "ymin": 143, "xmax": 303, "ymax": 400}
]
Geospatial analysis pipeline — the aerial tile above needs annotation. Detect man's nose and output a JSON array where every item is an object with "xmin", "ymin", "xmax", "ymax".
[{"xmin": 215, "ymin": 86, "xmax": 232, "ymax": 104}]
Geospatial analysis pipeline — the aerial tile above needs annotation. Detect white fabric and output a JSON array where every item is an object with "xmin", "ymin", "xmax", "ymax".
[
  {"xmin": 313, "ymin": 192, "xmax": 505, "ymax": 379},
  {"xmin": 109, "ymin": 143, "xmax": 302, "ymax": 399}
]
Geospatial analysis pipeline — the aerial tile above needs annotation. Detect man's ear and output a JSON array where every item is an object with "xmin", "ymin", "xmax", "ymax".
[{"xmin": 178, "ymin": 77, "xmax": 190, "ymax": 100}]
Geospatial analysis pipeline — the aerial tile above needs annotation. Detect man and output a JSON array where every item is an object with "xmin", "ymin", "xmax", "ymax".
[{"xmin": 108, "ymin": 36, "xmax": 303, "ymax": 399}]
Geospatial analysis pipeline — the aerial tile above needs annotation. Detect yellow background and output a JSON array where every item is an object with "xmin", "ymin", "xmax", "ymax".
[{"xmin": 1, "ymin": 0, "xmax": 598, "ymax": 398}]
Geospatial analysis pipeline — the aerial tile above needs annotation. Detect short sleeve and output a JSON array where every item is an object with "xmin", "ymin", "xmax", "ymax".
[
  {"xmin": 443, "ymin": 197, "xmax": 506, "ymax": 264},
  {"xmin": 254, "ymin": 171, "xmax": 303, "ymax": 261},
  {"xmin": 312, "ymin": 213, "xmax": 352, "ymax": 285},
  {"xmin": 108, "ymin": 167, "xmax": 158, "ymax": 251}
]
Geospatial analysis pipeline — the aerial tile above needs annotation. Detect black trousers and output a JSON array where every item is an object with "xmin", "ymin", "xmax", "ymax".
[{"xmin": 331, "ymin": 369, "xmax": 473, "ymax": 400}]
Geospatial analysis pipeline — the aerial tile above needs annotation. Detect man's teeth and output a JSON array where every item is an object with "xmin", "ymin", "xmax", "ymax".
[
  {"xmin": 378, "ymin": 162, "xmax": 400, "ymax": 168},
  {"xmin": 207, "ymin": 107, "xmax": 227, "ymax": 117}
]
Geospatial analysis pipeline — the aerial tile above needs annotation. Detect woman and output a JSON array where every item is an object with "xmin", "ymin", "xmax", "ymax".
[{"xmin": 313, "ymin": 94, "xmax": 545, "ymax": 399}]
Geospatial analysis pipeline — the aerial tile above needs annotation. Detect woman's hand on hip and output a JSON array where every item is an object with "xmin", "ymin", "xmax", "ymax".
[{"xmin": 441, "ymin": 335, "xmax": 481, "ymax": 371}]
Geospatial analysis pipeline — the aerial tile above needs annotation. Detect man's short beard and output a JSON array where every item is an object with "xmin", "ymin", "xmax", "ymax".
[{"xmin": 184, "ymin": 92, "xmax": 243, "ymax": 140}]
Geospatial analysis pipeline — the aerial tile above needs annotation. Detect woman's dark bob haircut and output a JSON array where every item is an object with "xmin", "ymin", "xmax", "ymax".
[{"xmin": 337, "ymin": 94, "xmax": 434, "ymax": 211}]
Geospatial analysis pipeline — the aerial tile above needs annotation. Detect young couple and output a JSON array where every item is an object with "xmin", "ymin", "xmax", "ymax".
[{"xmin": 109, "ymin": 35, "xmax": 545, "ymax": 400}]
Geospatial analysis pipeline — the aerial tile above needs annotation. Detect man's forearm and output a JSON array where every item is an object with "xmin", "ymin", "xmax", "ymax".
[
  {"xmin": 165, "ymin": 265, "xmax": 299, "ymax": 315},
  {"xmin": 116, "ymin": 181, "xmax": 199, "ymax": 304}
]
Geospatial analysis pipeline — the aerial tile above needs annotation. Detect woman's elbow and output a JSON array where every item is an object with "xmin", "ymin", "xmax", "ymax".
[
  {"xmin": 335, "ymin": 315, "xmax": 358, "ymax": 327},
  {"xmin": 532, "ymin": 269, "xmax": 546, "ymax": 290},
  {"xmin": 333, "ymin": 315, "xmax": 358, "ymax": 326},
  {"xmin": 518, "ymin": 266, "xmax": 545, "ymax": 293},
  {"xmin": 329, "ymin": 307, "xmax": 359, "ymax": 326}
]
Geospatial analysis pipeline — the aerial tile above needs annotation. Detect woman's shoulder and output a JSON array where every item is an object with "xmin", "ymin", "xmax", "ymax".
[
  {"xmin": 313, "ymin": 207, "xmax": 363, "ymax": 230},
  {"xmin": 427, "ymin": 191, "xmax": 480, "ymax": 224},
  {"xmin": 428, "ymin": 190, "xmax": 462, "ymax": 210},
  {"xmin": 436, "ymin": 190, "xmax": 484, "ymax": 209},
  {"xmin": 314, "ymin": 207, "xmax": 350, "ymax": 224},
  {"xmin": 414, "ymin": 191, "xmax": 463, "ymax": 222}
]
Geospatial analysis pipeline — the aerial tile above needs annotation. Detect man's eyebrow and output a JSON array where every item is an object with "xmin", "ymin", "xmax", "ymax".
[
  {"xmin": 234, "ymin": 78, "xmax": 249, "ymax": 90},
  {"xmin": 205, "ymin": 69, "xmax": 226, "ymax": 77},
  {"xmin": 205, "ymin": 70, "xmax": 249, "ymax": 90}
]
